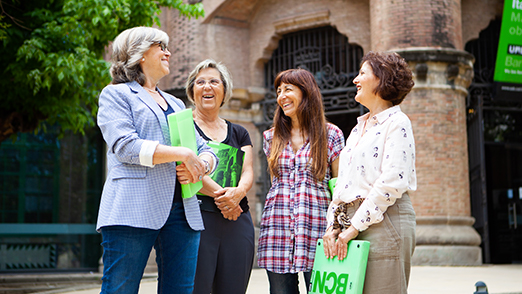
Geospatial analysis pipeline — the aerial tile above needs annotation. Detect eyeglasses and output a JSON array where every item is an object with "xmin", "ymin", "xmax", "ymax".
[
  {"xmin": 195, "ymin": 79, "xmax": 222, "ymax": 87},
  {"xmin": 153, "ymin": 41, "xmax": 169, "ymax": 52}
]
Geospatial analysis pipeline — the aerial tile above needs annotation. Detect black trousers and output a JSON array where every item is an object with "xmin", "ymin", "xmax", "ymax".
[{"xmin": 193, "ymin": 210, "xmax": 255, "ymax": 294}]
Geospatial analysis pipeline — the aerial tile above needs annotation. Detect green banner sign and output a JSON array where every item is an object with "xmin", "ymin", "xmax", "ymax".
[{"xmin": 494, "ymin": 0, "xmax": 522, "ymax": 85}]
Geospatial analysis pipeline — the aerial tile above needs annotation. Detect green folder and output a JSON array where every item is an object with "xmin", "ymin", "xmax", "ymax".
[
  {"xmin": 197, "ymin": 141, "xmax": 244, "ymax": 195},
  {"xmin": 328, "ymin": 177, "xmax": 337, "ymax": 197},
  {"xmin": 309, "ymin": 239, "xmax": 370, "ymax": 294},
  {"xmin": 167, "ymin": 108, "xmax": 202, "ymax": 199}
]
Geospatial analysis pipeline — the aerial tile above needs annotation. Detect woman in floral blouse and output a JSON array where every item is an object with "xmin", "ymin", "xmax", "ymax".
[
  {"xmin": 323, "ymin": 51, "xmax": 416, "ymax": 294},
  {"xmin": 258, "ymin": 68, "xmax": 345, "ymax": 294}
]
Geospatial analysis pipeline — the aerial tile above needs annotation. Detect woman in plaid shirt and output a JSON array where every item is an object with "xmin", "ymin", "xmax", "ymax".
[{"xmin": 257, "ymin": 68, "xmax": 345, "ymax": 293}]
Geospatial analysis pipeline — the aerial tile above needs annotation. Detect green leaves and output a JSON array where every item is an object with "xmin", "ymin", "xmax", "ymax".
[{"xmin": 0, "ymin": 0, "xmax": 204, "ymax": 141}]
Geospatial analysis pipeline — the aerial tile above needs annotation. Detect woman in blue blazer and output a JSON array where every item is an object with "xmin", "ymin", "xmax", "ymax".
[{"xmin": 96, "ymin": 26, "xmax": 217, "ymax": 294}]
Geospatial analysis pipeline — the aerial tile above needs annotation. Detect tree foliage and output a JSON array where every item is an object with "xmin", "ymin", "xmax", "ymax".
[{"xmin": 0, "ymin": 0, "xmax": 204, "ymax": 142}]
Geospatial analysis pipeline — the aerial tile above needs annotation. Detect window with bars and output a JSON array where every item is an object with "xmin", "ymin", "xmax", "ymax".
[{"xmin": 0, "ymin": 127, "xmax": 104, "ymax": 271}]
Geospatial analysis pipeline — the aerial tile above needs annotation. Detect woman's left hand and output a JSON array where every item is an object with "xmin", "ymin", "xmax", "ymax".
[
  {"xmin": 214, "ymin": 187, "xmax": 244, "ymax": 211},
  {"xmin": 221, "ymin": 205, "xmax": 242, "ymax": 221},
  {"xmin": 215, "ymin": 187, "xmax": 245, "ymax": 220},
  {"xmin": 335, "ymin": 226, "xmax": 359, "ymax": 260}
]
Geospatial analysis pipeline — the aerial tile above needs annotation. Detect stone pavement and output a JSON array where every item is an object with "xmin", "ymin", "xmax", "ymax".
[{"xmin": 34, "ymin": 264, "xmax": 522, "ymax": 294}]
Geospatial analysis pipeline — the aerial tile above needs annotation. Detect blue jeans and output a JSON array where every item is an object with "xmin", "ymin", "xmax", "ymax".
[
  {"xmin": 100, "ymin": 203, "xmax": 201, "ymax": 294},
  {"xmin": 266, "ymin": 270, "xmax": 312, "ymax": 294}
]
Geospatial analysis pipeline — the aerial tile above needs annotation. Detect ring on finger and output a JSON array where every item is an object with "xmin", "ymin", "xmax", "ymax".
[{"xmin": 198, "ymin": 175, "xmax": 203, "ymax": 181}]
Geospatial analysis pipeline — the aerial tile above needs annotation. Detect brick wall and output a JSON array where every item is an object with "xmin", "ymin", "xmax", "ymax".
[
  {"xmin": 159, "ymin": 9, "xmax": 202, "ymax": 91},
  {"xmin": 370, "ymin": 0, "xmax": 462, "ymax": 50},
  {"xmin": 159, "ymin": 0, "xmax": 503, "ymax": 221},
  {"xmin": 403, "ymin": 87, "xmax": 471, "ymax": 217}
]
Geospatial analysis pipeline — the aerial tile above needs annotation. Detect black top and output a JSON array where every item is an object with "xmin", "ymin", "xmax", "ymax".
[
  {"xmin": 163, "ymin": 103, "xmax": 183, "ymax": 203},
  {"xmin": 195, "ymin": 120, "xmax": 252, "ymax": 213}
]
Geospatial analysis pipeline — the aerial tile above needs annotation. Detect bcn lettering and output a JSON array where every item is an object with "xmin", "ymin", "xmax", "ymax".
[{"xmin": 312, "ymin": 271, "xmax": 350, "ymax": 294}]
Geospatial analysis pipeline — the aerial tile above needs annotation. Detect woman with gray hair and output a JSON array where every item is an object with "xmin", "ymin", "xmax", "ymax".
[
  {"xmin": 178, "ymin": 59, "xmax": 255, "ymax": 294},
  {"xmin": 96, "ymin": 27, "xmax": 217, "ymax": 294}
]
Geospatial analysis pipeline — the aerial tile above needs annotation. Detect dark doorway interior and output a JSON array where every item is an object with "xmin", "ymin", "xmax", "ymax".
[
  {"xmin": 466, "ymin": 18, "xmax": 522, "ymax": 264},
  {"xmin": 485, "ymin": 133, "xmax": 522, "ymax": 264}
]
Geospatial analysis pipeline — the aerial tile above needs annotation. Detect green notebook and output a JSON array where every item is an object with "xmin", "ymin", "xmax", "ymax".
[
  {"xmin": 309, "ymin": 239, "xmax": 370, "ymax": 294},
  {"xmin": 167, "ymin": 108, "xmax": 203, "ymax": 199},
  {"xmin": 197, "ymin": 141, "xmax": 244, "ymax": 195},
  {"xmin": 328, "ymin": 177, "xmax": 337, "ymax": 197}
]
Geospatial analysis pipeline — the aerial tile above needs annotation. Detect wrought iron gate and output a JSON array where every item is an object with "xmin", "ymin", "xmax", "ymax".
[
  {"xmin": 466, "ymin": 18, "xmax": 522, "ymax": 263},
  {"xmin": 256, "ymin": 26, "xmax": 363, "ymax": 216}
]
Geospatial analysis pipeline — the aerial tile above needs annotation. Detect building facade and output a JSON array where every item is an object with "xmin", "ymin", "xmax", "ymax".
[
  {"xmin": 1, "ymin": 0, "xmax": 521, "ymax": 273},
  {"xmin": 158, "ymin": 0, "xmax": 520, "ymax": 266}
]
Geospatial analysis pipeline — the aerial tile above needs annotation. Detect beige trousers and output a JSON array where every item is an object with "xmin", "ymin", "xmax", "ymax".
[{"xmin": 348, "ymin": 193, "xmax": 416, "ymax": 294}]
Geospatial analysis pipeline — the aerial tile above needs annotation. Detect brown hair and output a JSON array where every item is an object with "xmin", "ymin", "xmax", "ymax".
[
  {"xmin": 361, "ymin": 51, "xmax": 414, "ymax": 105},
  {"xmin": 268, "ymin": 69, "xmax": 328, "ymax": 181}
]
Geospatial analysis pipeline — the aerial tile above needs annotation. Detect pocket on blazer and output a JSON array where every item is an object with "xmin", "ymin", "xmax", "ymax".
[{"xmin": 111, "ymin": 164, "xmax": 147, "ymax": 179}]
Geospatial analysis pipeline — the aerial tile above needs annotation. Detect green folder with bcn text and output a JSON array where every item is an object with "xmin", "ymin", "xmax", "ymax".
[
  {"xmin": 309, "ymin": 239, "xmax": 370, "ymax": 294},
  {"xmin": 167, "ymin": 108, "xmax": 202, "ymax": 199}
]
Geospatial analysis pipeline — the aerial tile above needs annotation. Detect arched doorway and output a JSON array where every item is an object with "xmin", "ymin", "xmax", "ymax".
[{"xmin": 256, "ymin": 26, "xmax": 364, "ymax": 209}]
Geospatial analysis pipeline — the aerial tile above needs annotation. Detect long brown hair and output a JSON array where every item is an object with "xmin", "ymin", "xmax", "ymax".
[{"xmin": 268, "ymin": 69, "xmax": 328, "ymax": 181}]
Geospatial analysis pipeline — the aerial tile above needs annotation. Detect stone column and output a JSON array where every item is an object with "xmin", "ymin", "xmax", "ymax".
[
  {"xmin": 396, "ymin": 48, "xmax": 481, "ymax": 266},
  {"xmin": 369, "ymin": 0, "xmax": 463, "ymax": 51}
]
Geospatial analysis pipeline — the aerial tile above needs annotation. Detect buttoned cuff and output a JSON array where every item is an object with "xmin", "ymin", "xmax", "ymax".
[
  {"xmin": 351, "ymin": 198, "xmax": 384, "ymax": 232},
  {"xmin": 139, "ymin": 140, "xmax": 159, "ymax": 167}
]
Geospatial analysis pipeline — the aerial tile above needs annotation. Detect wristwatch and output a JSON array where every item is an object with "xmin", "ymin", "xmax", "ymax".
[{"xmin": 202, "ymin": 159, "xmax": 210, "ymax": 175}]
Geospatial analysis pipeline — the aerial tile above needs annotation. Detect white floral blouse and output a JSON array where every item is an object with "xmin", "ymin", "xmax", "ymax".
[{"xmin": 327, "ymin": 105, "xmax": 417, "ymax": 232}]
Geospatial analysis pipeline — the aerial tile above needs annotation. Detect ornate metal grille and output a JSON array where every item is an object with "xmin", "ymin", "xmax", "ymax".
[
  {"xmin": 261, "ymin": 26, "xmax": 363, "ymax": 124},
  {"xmin": 255, "ymin": 26, "xmax": 363, "ymax": 223}
]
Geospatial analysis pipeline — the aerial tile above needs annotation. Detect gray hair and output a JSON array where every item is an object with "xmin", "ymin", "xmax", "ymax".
[
  {"xmin": 109, "ymin": 26, "xmax": 169, "ymax": 85},
  {"xmin": 185, "ymin": 59, "xmax": 233, "ymax": 107}
]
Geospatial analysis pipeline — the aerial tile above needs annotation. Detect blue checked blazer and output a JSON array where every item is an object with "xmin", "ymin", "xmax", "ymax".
[{"xmin": 96, "ymin": 81, "xmax": 213, "ymax": 232}]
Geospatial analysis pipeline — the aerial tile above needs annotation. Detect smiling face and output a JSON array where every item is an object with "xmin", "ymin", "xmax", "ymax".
[
  {"xmin": 276, "ymin": 82, "xmax": 303, "ymax": 121},
  {"xmin": 141, "ymin": 43, "xmax": 171, "ymax": 82},
  {"xmin": 193, "ymin": 67, "xmax": 225, "ymax": 111},
  {"xmin": 353, "ymin": 61, "xmax": 380, "ymax": 107}
]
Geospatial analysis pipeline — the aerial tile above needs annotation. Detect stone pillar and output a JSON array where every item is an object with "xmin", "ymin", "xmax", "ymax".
[
  {"xmin": 396, "ymin": 48, "xmax": 481, "ymax": 266},
  {"xmin": 369, "ymin": 0, "xmax": 463, "ymax": 51}
]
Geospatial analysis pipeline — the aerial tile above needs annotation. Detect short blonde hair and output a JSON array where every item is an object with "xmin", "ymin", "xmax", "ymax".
[
  {"xmin": 185, "ymin": 59, "xmax": 233, "ymax": 107},
  {"xmin": 110, "ymin": 26, "xmax": 169, "ymax": 85}
]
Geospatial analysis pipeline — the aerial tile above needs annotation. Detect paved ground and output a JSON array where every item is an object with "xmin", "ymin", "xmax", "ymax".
[{"xmin": 43, "ymin": 264, "xmax": 522, "ymax": 294}]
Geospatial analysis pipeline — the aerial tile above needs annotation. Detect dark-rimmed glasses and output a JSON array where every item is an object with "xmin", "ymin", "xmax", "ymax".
[{"xmin": 153, "ymin": 41, "xmax": 169, "ymax": 52}]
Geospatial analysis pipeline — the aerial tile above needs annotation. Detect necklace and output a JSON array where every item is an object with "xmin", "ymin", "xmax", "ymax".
[
  {"xmin": 196, "ymin": 117, "xmax": 227, "ymax": 142},
  {"xmin": 144, "ymin": 87, "xmax": 158, "ymax": 94}
]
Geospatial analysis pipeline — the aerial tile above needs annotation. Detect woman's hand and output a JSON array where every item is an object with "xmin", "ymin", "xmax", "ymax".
[
  {"xmin": 335, "ymin": 226, "xmax": 359, "ymax": 260},
  {"xmin": 221, "ymin": 205, "xmax": 242, "ymax": 221},
  {"xmin": 215, "ymin": 187, "xmax": 245, "ymax": 221},
  {"xmin": 175, "ymin": 149, "xmax": 205, "ymax": 184},
  {"xmin": 323, "ymin": 226, "xmax": 341, "ymax": 259},
  {"xmin": 214, "ymin": 187, "xmax": 244, "ymax": 209}
]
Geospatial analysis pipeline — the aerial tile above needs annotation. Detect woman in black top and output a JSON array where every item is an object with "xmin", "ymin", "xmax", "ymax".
[{"xmin": 179, "ymin": 59, "xmax": 255, "ymax": 294}]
